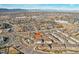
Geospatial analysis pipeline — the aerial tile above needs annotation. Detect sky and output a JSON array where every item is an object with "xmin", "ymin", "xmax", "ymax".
[{"xmin": 0, "ymin": 4, "xmax": 79, "ymax": 10}]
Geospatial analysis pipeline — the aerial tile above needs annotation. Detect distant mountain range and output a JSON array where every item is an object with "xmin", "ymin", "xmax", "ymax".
[
  {"xmin": 0, "ymin": 8, "xmax": 27, "ymax": 12},
  {"xmin": 0, "ymin": 8, "xmax": 79, "ymax": 12}
]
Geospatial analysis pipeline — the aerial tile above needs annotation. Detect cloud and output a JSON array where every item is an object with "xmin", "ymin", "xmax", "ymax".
[{"xmin": 0, "ymin": 4, "xmax": 79, "ymax": 10}]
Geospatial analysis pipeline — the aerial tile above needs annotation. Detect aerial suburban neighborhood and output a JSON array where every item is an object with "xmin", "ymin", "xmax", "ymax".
[{"xmin": 0, "ymin": 4, "xmax": 79, "ymax": 54}]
